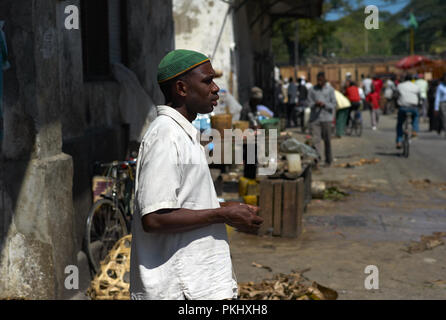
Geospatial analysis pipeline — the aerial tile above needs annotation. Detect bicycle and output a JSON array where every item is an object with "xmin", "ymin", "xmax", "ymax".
[
  {"xmin": 346, "ymin": 109, "xmax": 363, "ymax": 137},
  {"xmin": 84, "ymin": 158, "xmax": 136, "ymax": 274},
  {"xmin": 401, "ymin": 112, "xmax": 413, "ymax": 158}
]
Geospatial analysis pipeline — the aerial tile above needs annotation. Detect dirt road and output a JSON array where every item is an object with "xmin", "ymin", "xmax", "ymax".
[{"xmin": 229, "ymin": 112, "xmax": 446, "ymax": 299}]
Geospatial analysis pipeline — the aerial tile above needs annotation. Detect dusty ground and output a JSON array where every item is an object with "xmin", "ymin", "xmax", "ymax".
[{"xmin": 229, "ymin": 112, "xmax": 446, "ymax": 300}]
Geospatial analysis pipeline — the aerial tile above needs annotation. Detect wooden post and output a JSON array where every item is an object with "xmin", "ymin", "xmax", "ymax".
[
  {"xmin": 272, "ymin": 181, "xmax": 283, "ymax": 236},
  {"xmin": 259, "ymin": 180, "xmax": 274, "ymax": 235},
  {"xmin": 296, "ymin": 178, "xmax": 305, "ymax": 237},
  {"xmin": 282, "ymin": 180, "xmax": 297, "ymax": 237}
]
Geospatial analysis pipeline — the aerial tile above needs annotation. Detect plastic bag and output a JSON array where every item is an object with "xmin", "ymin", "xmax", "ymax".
[{"xmin": 280, "ymin": 138, "xmax": 319, "ymax": 159}]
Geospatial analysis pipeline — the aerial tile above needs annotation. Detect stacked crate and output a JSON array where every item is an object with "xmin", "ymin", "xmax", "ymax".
[{"xmin": 258, "ymin": 177, "xmax": 305, "ymax": 238}]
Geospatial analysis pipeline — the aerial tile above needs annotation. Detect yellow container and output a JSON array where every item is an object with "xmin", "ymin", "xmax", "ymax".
[
  {"xmin": 239, "ymin": 176, "xmax": 257, "ymax": 196},
  {"xmin": 233, "ymin": 120, "xmax": 250, "ymax": 131},
  {"xmin": 243, "ymin": 195, "xmax": 258, "ymax": 206},
  {"xmin": 226, "ymin": 225, "xmax": 235, "ymax": 237}
]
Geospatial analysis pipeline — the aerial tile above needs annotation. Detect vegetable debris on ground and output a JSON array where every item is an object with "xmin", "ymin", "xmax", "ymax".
[
  {"xmin": 323, "ymin": 187, "xmax": 349, "ymax": 201},
  {"xmin": 405, "ymin": 232, "xmax": 446, "ymax": 253},
  {"xmin": 334, "ymin": 158, "xmax": 380, "ymax": 168},
  {"xmin": 238, "ymin": 269, "xmax": 338, "ymax": 300}
]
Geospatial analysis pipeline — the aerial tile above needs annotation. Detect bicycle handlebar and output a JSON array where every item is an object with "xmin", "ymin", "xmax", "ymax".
[{"xmin": 99, "ymin": 159, "xmax": 137, "ymax": 169}]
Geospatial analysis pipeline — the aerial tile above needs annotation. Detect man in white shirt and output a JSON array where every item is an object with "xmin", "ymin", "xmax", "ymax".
[
  {"xmin": 384, "ymin": 76, "xmax": 396, "ymax": 115},
  {"xmin": 362, "ymin": 74, "xmax": 373, "ymax": 96},
  {"xmin": 415, "ymin": 74, "xmax": 428, "ymax": 120},
  {"xmin": 130, "ymin": 49, "xmax": 263, "ymax": 300},
  {"xmin": 395, "ymin": 74, "xmax": 421, "ymax": 148}
]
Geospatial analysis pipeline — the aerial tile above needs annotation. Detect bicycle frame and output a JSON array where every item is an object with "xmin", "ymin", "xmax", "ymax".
[
  {"xmin": 403, "ymin": 113, "xmax": 413, "ymax": 136},
  {"xmin": 98, "ymin": 160, "xmax": 136, "ymax": 222}
]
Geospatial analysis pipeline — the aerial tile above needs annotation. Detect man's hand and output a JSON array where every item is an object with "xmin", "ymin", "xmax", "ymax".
[
  {"xmin": 316, "ymin": 101, "xmax": 325, "ymax": 108},
  {"xmin": 220, "ymin": 203, "xmax": 263, "ymax": 234}
]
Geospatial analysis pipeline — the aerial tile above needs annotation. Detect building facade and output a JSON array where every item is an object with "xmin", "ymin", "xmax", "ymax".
[{"xmin": 0, "ymin": 0, "xmax": 174, "ymax": 299}]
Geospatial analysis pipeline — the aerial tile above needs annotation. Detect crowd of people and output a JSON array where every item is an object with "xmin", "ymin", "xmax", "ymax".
[
  {"xmin": 271, "ymin": 70, "xmax": 446, "ymax": 165},
  {"xmin": 209, "ymin": 68, "xmax": 446, "ymax": 167}
]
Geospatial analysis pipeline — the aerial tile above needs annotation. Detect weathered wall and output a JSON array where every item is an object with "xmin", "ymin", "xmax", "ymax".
[
  {"xmin": 128, "ymin": 0, "xmax": 174, "ymax": 106},
  {"xmin": 173, "ymin": 0, "xmax": 238, "ymax": 98},
  {"xmin": 0, "ymin": 0, "xmax": 76, "ymax": 299},
  {"xmin": 233, "ymin": 3, "xmax": 255, "ymax": 105},
  {"xmin": 0, "ymin": 0, "xmax": 174, "ymax": 299},
  {"xmin": 233, "ymin": 1, "xmax": 275, "ymax": 107},
  {"xmin": 60, "ymin": 0, "xmax": 174, "ymax": 266}
]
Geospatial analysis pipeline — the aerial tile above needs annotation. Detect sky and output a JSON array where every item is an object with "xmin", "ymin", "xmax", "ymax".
[{"xmin": 325, "ymin": 0, "xmax": 410, "ymax": 21}]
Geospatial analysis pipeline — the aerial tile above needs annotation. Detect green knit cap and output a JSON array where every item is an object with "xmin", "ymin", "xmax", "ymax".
[{"xmin": 157, "ymin": 49, "xmax": 210, "ymax": 84}]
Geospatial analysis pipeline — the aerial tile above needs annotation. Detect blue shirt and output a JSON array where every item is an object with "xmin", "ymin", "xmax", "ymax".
[{"xmin": 435, "ymin": 83, "xmax": 446, "ymax": 111}]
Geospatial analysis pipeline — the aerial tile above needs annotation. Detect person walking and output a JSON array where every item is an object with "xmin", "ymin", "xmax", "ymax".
[
  {"xmin": 415, "ymin": 73, "xmax": 429, "ymax": 121},
  {"xmin": 434, "ymin": 73, "xmax": 446, "ymax": 137},
  {"xmin": 334, "ymin": 89, "xmax": 350, "ymax": 138},
  {"xmin": 130, "ymin": 49, "xmax": 263, "ymax": 300},
  {"xmin": 372, "ymin": 75, "xmax": 383, "ymax": 110},
  {"xmin": 362, "ymin": 74, "xmax": 373, "ymax": 96},
  {"xmin": 383, "ymin": 76, "xmax": 397, "ymax": 115},
  {"xmin": 366, "ymin": 86, "xmax": 380, "ymax": 130},
  {"xmin": 428, "ymin": 79, "xmax": 441, "ymax": 133},
  {"xmin": 307, "ymin": 72, "xmax": 337, "ymax": 167},
  {"xmin": 395, "ymin": 74, "xmax": 421, "ymax": 149},
  {"xmin": 344, "ymin": 80, "xmax": 362, "ymax": 128},
  {"xmin": 287, "ymin": 77, "xmax": 298, "ymax": 127},
  {"xmin": 296, "ymin": 77, "xmax": 309, "ymax": 131}
]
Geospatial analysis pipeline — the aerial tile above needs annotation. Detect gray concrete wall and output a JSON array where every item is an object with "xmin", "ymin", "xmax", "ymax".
[
  {"xmin": 0, "ymin": 0, "xmax": 76, "ymax": 299},
  {"xmin": 233, "ymin": 3, "xmax": 255, "ymax": 105},
  {"xmin": 233, "ymin": 1, "xmax": 275, "ymax": 107},
  {"xmin": 0, "ymin": 0, "xmax": 174, "ymax": 299},
  {"xmin": 127, "ymin": 0, "xmax": 174, "ymax": 106}
]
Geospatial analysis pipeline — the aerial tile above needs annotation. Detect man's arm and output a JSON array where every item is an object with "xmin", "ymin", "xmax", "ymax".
[
  {"xmin": 323, "ymin": 88, "xmax": 337, "ymax": 113},
  {"xmin": 307, "ymin": 88, "xmax": 316, "ymax": 109},
  {"xmin": 142, "ymin": 203, "xmax": 263, "ymax": 234}
]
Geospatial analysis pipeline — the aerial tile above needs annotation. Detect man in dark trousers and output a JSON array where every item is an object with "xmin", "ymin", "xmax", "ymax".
[
  {"xmin": 307, "ymin": 72, "xmax": 337, "ymax": 167},
  {"xmin": 287, "ymin": 77, "xmax": 298, "ymax": 127}
]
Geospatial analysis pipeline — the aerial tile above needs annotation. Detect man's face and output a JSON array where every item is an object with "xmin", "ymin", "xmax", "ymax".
[
  {"xmin": 317, "ymin": 76, "xmax": 326, "ymax": 87},
  {"xmin": 183, "ymin": 62, "xmax": 220, "ymax": 114}
]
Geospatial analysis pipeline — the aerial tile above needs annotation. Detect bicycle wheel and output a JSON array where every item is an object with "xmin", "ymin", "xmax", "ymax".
[
  {"xmin": 402, "ymin": 135, "xmax": 410, "ymax": 158},
  {"xmin": 84, "ymin": 198, "xmax": 128, "ymax": 274}
]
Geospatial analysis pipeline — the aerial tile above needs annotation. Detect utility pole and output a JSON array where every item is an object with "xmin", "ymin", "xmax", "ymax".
[{"xmin": 365, "ymin": 29, "xmax": 368, "ymax": 54}]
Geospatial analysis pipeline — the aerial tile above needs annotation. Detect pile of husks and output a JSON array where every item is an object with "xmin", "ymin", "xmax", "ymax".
[
  {"xmin": 87, "ymin": 235, "xmax": 338, "ymax": 301},
  {"xmin": 406, "ymin": 232, "xmax": 446, "ymax": 254},
  {"xmin": 238, "ymin": 270, "xmax": 338, "ymax": 300},
  {"xmin": 334, "ymin": 158, "xmax": 380, "ymax": 168}
]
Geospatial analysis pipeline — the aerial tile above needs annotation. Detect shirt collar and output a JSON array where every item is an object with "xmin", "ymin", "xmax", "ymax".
[
  {"xmin": 157, "ymin": 105, "xmax": 200, "ymax": 143},
  {"xmin": 315, "ymin": 83, "xmax": 328, "ymax": 91}
]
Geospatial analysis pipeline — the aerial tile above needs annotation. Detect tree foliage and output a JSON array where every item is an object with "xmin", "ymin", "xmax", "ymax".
[
  {"xmin": 272, "ymin": 0, "xmax": 445, "ymax": 64},
  {"xmin": 391, "ymin": 0, "xmax": 446, "ymax": 54}
]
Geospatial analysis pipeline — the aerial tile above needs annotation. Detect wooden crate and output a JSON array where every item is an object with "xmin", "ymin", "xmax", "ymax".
[
  {"xmin": 301, "ymin": 164, "xmax": 312, "ymax": 212},
  {"xmin": 258, "ymin": 178, "xmax": 305, "ymax": 238}
]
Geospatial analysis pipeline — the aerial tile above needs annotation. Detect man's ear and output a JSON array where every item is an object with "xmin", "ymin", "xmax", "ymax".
[{"xmin": 175, "ymin": 79, "xmax": 188, "ymax": 97}]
